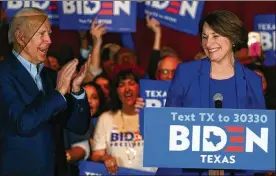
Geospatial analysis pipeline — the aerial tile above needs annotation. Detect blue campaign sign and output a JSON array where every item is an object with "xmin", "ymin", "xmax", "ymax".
[
  {"xmin": 137, "ymin": 1, "xmax": 146, "ymax": 19},
  {"xmin": 57, "ymin": 1, "xmax": 136, "ymax": 32},
  {"xmin": 2, "ymin": 1, "xmax": 59, "ymax": 26},
  {"xmin": 143, "ymin": 107, "xmax": 276, "ymax": 171},
  {"xmin": 139, "ymin": 79, "xmax": 171, "ymax": 137},
  {"xmin": 143, "ymin": 1, "xmax": 204, "ymax": 35},
  {"xmin": 139, "ymin": 79, "xmax": 171, "ymax": 108},
  {"xmin": 78, "ymin": 161, "xmax": 154, "ymax": 176},
  {"xmin": 254, "ymin": 14, "xmax": 276, "ymax": 66}
]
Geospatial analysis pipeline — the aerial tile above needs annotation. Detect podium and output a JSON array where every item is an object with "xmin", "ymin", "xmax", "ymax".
[{"xmin": 143, "ymin": 107, "xmax": 275, "ymax": 172}]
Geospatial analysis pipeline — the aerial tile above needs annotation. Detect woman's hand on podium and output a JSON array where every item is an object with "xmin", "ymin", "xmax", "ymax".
[
  {"xmin": 103, "ymin": 155, "xmax": 118, "ymax": 175},
  {"xmin": 208, "ymin": 170, "xmax": 224, "ymax": 176},
  {"xmin": 265, "ymin": 171, "xmax": 275, "ymax": 176}
]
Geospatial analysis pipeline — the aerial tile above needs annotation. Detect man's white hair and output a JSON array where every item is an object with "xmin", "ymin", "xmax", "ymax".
[{"xmin": 8, "ymin": 7, "xmax": 48, "ymax": 44}]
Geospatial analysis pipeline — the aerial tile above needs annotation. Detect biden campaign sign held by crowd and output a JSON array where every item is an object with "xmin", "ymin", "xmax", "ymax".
[
  {"xmin": 143, "ymin": 107, "xmax": 275, "ymax": 171},
  {"xmin": 139, "ymin": 79, "xmax": 170, "ymax": 108},
  {"xmin": 79, "ymin": 161, "xmax": 154, "ymax": 176},
  {"xmin": 254, "ymin": 14, "xmax": 276, "ymax": 66},
  {"xmin": 2, "ymin": 1, "xmax": 59, "ymax": 25},
  {"xmin": 143, "ymin": 1, "xmax": 204, "ymax": 35},
  {"xmin": 57, "ymin": 1, "xmax": 136, "ymax": 32},
  {"xmin": 139, "ymin": 79, "xmax": 171, "ymax": 137}
]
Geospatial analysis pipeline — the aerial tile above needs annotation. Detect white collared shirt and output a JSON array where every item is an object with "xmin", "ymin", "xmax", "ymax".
[{"xmin": 13, "ymin": 50, "xmax": 44, "ymax": 91}]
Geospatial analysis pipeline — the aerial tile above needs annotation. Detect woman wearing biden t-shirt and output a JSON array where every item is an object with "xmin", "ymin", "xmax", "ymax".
[{"xmin": 91, "ymin": 69, "xmax": 157, "ymax": 175}]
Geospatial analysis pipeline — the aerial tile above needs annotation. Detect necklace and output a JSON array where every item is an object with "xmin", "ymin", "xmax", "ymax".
[
  {"xmin": 120, "ymin": 110, "xmax": 126, "ymax": 132},
  {"xmin": 120, "ymin": 110, "xmax": 140, "ymax": 132},
  {"xmin": 120, "ymin": 110, "xmax": 138, "ymax": 164}
]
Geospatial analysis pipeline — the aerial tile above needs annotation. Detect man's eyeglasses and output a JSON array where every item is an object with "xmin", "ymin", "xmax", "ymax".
[{"xmin": 159, "ymin": 69, "xmax": 176, "ymax": 75}]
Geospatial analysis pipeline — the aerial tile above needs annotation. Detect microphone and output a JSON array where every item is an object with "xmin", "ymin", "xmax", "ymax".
[
  {"xmin": 209, "ymin": 94, "xmax": 225, "ymax": 176},
  {"xmin": 213, "ymin": 93, "xmax": 223, "ymax": 108}
]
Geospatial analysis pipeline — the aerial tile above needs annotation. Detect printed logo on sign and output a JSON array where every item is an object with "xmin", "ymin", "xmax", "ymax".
[
  {"xmin": 57, "ymin": 1, "xmax": 136, "ymax": 31},
  {"xmin": 6, "ymin": 1, "xmax": 59, "ymax": 20},
  {"xmin": 8, "ymin": 1, "xmax": 51, "ymax": 10},
  {"xmin": 85, "ymin": 172, "xmax": 102, "ymax": 176},
  {"xmin": 145, "ymin": 1, "xmax": 199, "ymax": 19},
  {"xmin": 62, "ymin": 1, "xmax": 131, "ymax": 25},
  {"xmin": 257, "ymin": 23, "xmax": 276, "ymax": 51},
  {"xmin": 145, "ymin": 89, "xmax": 167, "ymax": 107},
  {"xmin": 62, "ymin": 1, "xmax": 131, "ymax": 15},
  {"xmin": 254, "ymin": 14, "xmax": 276, "ymax": 66},
  {"xmin": 170, "ymin": 112, "xmax": 269, "ymax": 164}
]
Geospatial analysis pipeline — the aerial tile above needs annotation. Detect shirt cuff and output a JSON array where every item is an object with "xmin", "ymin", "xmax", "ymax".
[
  {"xmin": 71, "ymin": 92, "xmax": 85, "ymax": 100},
  {"xmin": 71, "ymin": 140, "xmax": 90, "ymax": 160},
  {"xmin": 56, "ymin": 90, "xmax": 85, "ymax": 101},
  {"xmin": 55, "ymin": 90, "xmax": 67, "ymax": 102}
]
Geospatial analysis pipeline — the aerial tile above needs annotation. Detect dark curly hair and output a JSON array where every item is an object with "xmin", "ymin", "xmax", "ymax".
[{"xmin": 109, "ymin": 69, "xmax": 140, "ymax": 112}]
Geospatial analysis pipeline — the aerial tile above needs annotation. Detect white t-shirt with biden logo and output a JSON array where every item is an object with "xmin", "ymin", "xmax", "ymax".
[{"xmin": 92, "ymin": 110, "xmax": 157, "ymax": 173}]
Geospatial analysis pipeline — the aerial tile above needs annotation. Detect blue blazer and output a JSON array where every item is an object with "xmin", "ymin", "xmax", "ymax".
[
  {"xmin": 0, "ymin": 54, "xmax": 90, "ymax": 176},
  {"xmin": 156, "ymin": 58, "xmax": 266, "ymax": 175}
]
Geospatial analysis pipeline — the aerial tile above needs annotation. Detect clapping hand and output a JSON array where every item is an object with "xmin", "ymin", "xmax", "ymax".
[
  {"xmin": 56, "ymin": 59, "xmax": 78, "ymax": 95},
  {"xmin": 71, "ymin": 54, "xmax": 93, "ymax": 93}
]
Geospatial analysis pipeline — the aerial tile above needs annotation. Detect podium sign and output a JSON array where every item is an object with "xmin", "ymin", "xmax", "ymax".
[{"xmin": 143, "ymin": 107, "xmax": 275, "ymax": 171}]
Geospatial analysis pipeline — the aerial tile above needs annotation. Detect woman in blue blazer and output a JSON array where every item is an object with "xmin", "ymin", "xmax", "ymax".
[{"xmin": 156, "ymin": 10, "xmax": 266, "ymax": 176}]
